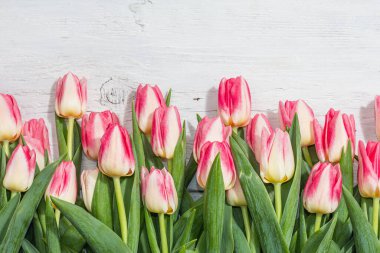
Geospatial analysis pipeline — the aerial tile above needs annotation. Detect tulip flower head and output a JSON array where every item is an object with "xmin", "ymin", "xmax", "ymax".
[
  {"xmin": 376, "ymin": 96, "xmax": 380, "ymax": 140},
  {"xmin": 55, "ymin": 72, "xmax": 87, "ymax": 119},
  {"xmin": 246, "ymin": 114, "xmax": 273, "ymax": 163},
  {"xmin": 3, "ymin": 144, "xmax": 36, "ymax": 192},
  {"xmin": 81, "ymin": 168, "xmax": 99, "ymax": 212},
  {"xmin": 135, "ymin": 84, "xmax": 166, "ymax": 134},
  {"xmin": 279, "ymin": 99, "xmax": 315, "ymax": 147},
  {"xmin": 193, "ymin": 116, "xmax": 232, "ymax": 162},
  {"xmin": 218, "ymin": 76, "xmax": 251, "ymax": 127},
  {"xmin": 358, "ymin": 140, "xmax": 380, "ymax": 198},
  {"xmin": 303, "ymin": 162, "xmax": 342, "ymax": 214},
  {"xmin": 226, "ymin": 177, "xmax": 247, "ymax": 206},
  {"xmin": 313, "ymin": 109, "xmax": 355, "ymax": 163},
  {"xmin": 82, "ymin": 111, "xmax": 120, "ymax": 160},
  {"xmin": 141, "ymin": 167, "xmax": 178, "ymax": 214},
  {"xmin": 0, "ymin": 93, "xmax": 22, "ymax": 142}
]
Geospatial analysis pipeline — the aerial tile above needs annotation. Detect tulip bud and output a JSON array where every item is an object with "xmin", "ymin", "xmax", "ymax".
[
  {"xmin": 22, "ymin": 118, "xmax": 50, "ymax": 170},
  {"xmin": 358, "ymin": 140, "xmax": 380, "ymax": 198},
  {"xmin": 376, "ymin": 96, "xmax": 380, "ymax": 140},
  {"xmin": 193, "ymin": 116, "xmax": 232, "ymax": 162},
  {"xmin": 82, "ymin": 111, "xmax": 120, "ymax": 160},
  {"xmin": 3, "ymin": 144, "xmax": 36, "ymax": 192},
  {"xmin": 45, "ymin": 161, "xmax": 77, "ymax": 204},
  {"xmin": 226, "ymin": 177, "xmax": 246, "ymax": 206},
  {"xmin": 279, "ymin": 100, "xmax": 315, "ymax": 147},
  {"xmin": 196, "ymin": 141, "xmax": 236, "ymax": 190},
  {"xmin": 81, "ymin": 168, "xmax": 99, "ymax": 211},
  {"xmin": 98, "ymin": 124, "xmax": 135, "ymax": 177},
  {"xmin": 246, "ymin": 114, "xmax": 273, "ymax": 163},
  {"xmin": 151, "ymin": 106, "xmax": 182, "ymax": 159},
  {"xmin": 303, "ymin": 162, "xmax": 342, "ymax": 214},
  {"xmin": 55, "ymin": 72, "xmax": 87, "ymax": 119},
  {"xmin": 141, "ymin": 167, "xmax": 178, "ymax": 214},
  {"xmin": 135, "ymin": 84, "xmax": 166, "ymax": 134},
  {"xmin": 0, "ymin": 93, "xmax": 22, "ymax": 142},
  {"xmin": 260, "ymin": 129, "xmax": 295, "ymax": 184},
  {"xmin": 218, "ymin": 76, "xmax": 251, "ymax": 127},
  {"xmin": 313, "ymin": 109, "xmax": 355, "ymax": 163}
]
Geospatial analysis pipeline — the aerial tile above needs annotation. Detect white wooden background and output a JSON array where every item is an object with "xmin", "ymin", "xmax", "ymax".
[{"xmin": 1, "ymin": 0, "xmax": 380, "ymax": 191}]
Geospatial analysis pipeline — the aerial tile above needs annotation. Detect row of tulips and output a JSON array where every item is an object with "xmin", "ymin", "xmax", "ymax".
[{"xmin": 0, "ymin": 73, "xmax": 380, "ymax": 253}]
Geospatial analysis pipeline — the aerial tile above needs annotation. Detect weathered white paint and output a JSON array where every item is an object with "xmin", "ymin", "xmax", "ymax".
[{"xmin": 1, "ymin": 0, "xmax": 380, "ymax": 191}]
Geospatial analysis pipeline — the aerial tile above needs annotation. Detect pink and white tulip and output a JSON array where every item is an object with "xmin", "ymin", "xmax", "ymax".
[
  {"xmin": 226, "ymin": 178, "xmax": 246, "ymax": 206},
  {"xmin": 260, "ymin": 129, "xmax": 295, "ymax": 184},
  {"xmin": 141, "ymin": 167, "xmax": 178, "ymax": 214},
  {"xmin": 196, "ymin": 141, "xmax": 236, "ymax": 190},
  {"xmin": 151, "ymin": 106, "xmax": 182, "ymax": 159},
  {"xmin": 98, "ymin": 124, "xmax": 135, "ymax": 177},
  {"xmin": 55, "ymin": 72, "xmax": 87, "ymax": 119},
  {"xmin": 0, "ymin": 93, "xmax": 22, "ymax": 142},
  {"xmin": 22, "ymin": 118, "xmax": 50, "ymax": 170},
  {"xmin": 193, "ymin": 116, "xmax": 232, "ymax": 162},
  {"xmin": 81, "ymin": 168, "xmax": 99, "ymax": 212},
  {"xmin": 82, "ymin": 111, "xmax": 120, "ymax": 160},
  {"xmin": 376, "ymin": 96, "xmax": 380, "ymax": 140},
  {"xmin": 3, "ymin": 144, "xmax": 36, "ymax": 192},
  {"xmin": 279, "ymin": 100, "xmax": 315, "ymax": 147},
  {"xmin": 135, "ymin": 84, "xmax": 166, "ymax": 134},
  {"xmin": 45, "ymin": 161, "xmax": 77, "ymax": 204},
  {"xmin": 246, "ymin": 114, "xmax": 273, "ymax": 163},
  {"xmin": 358, "ymin": 140, "xmax": 380, "ymax": 198},
  {"xmin": 218, "ymin": 76, "xmax": 251, "ymax": 127},
  {"xmin": 303, "ymin": 162, "xmax": 342, "ymax": 214},
  {"xmin": 313, "ymin": 109, "xmax": 355, "ymax": 163}
]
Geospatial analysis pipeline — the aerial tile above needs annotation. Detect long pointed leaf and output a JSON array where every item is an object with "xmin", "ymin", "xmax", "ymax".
[
  {"xmin": 92, "ymin": 172, "xmax": 113, "ymax": 228},
  {"xmin": 46, "ymin": 200, "xmax": 61, "ymax": 253},
  {"xmin": 0, "ymin": 193, "xmax": 20, "ymax": 241}
]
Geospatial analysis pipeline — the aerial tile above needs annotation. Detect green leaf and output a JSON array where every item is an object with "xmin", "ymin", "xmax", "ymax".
[
  {"xmin": 51, "ymin": 197, "xmax": 132, "ymax": 253},
  {"xmin": 60, "ymin": 224, "xmax": 86, "ymax": 252},
  {"xmin": 230, "ymin": 137, "xmax": 289, "ymax": 253},
  {"xmin": 0, "ymin": 193, "xmax": 20, "ymax": 241},
  {"xmin": 195, "ymin": 231, "xmax": 206, "ymax": 253},
  {"xmin": 144, "ymin": 208, "xmax": 160, "ymax": 253},
  {"xmin": 298, "ymin": 193, "xmax": 308, "ymax": 251},
  {"xmin": 221, "ymin": 204, "xmax": 234, "ymax": 253},
  {"xmin": 21, "ymin": 239, "xmax": 40, "ymax": 253},
  {"xmin": 126, "ymin": 171, "xmax": 141, "ymax": 253},
  {"xmin": 92, "ymin": 172, "xmax": 113, "ymax": 228},
  {"xmin": 232, "ymin": 218, "xmax": 251, "ymax": 253},
  {"xmin": 175, "ymin": 239, "xmax": 197, "ymax": 253},
  {"xmin": 46, "ymin": 200, "xmax": 61, "ymax": 253},
  {"xmin": 196, "ymin": 114, "xmax": 202, "ymax": 123},
  {"xmin": 165, "ymin": 89, "xmax": 172, "ymax": 106},
  {"xmin": 184, "ymin": 155, "xmax": 197, "ymax": 189},
  {"xmin": 32, "ymin": 214, "xmax": 46, "ymax": 253},
  {"xmin": 340, "ymin": 141, "xmax": 353, "ymax": 193},
  {"xmin": 55, "ymin": 114, "xmax": 68, "ymax": 156},
  {"xmin": 72, "ymin": 143, "xmax": 82, "ymax": 192},
  {"xmin": 0, "ymin": 156, "xmax": 64, "ymax": 253},
  {"xmin": 0, "ymin": 147, "xmax": 7, "ymax": 210},
  {"xmin": 142, "ymin": 134, "xmax": 164, "ymax": 169},
  {"xmin": 231, "ymin": 132, "xmax": 259, "ymax": 172},
  {"xmin": 173, "ymin": 209, "xmax": 196, "ymax": 251}
]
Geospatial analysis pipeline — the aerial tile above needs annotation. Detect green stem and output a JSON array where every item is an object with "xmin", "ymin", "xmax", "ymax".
[
  {"xmin": 241, "ymin": 206, "xmax": 251, "ymax": 243},
  {"xmin": 302, "ymin": 146, "xmax": 313, "ymax": 168},
  {"xmin": 159, "ymin": 213, "xmax": 168, "ymax": 253},
  {"xmin": 3, "ymin": 140, "xmax": 10, "ymax": 157},
  {"xmin": 10, "ymin": 191, "xmax": 17, "ymax": 199},
  {"xmin": 314, "ymin": 213, "xmax": 322, "ymax": 232},
  {"xmin": 373, "ymin": 198, "xmax": 379, "ymax": 237},
  {"xmin": 361, "ymin": 198, "xmax": 368, "ymax": 221},
  {"xmin": 67, "ymin": 118, "xmax": 75, "ymax": 160},
  {"xmin": 232, "ymin": 127, "xmax": 238, "ymax": 134},
  {"xmin": 274, "ymin": 183, "xmax": 282, "ymax": 222},
  {"xmin": 55, "ymin": 209, "xmax": 61, "ymax": 228},
  {"xmin": 113, "ymin": 177, "xmax": 128, "ymax": 244}
]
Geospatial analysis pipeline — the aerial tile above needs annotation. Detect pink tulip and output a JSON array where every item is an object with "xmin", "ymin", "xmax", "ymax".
[
  {"xmin": 135, "ymin": 84, "xmax": 166, "ymax": 134},
  {"xmin": 22, "ymin": 118, "xmax": 50, "ymax": 170},
  {"xmin": 196, "ymin": 141, "xmax": 236, "ymax": 190},
  {"xmin": 3, "ymin": 144, "xmax": 36, "ymax": 192},
  {"xmin": 376, "ymin": 96, "xmax": 380, "ymax": 140},
  {"xmin": 193, "ymin": 116, "xmax": 232, "ymax": 162},
  {"xmin": 98, "ymin": 124, "xmax": 135, "ymax": 177},
  {"xmin": 226, "ymin": 177, "xmax": 246, "ymax": 206},
  {"xmin": 151, "ymin": 106, "xmax": 182, "ymax": 159},
  {"xmin": 279, "ymin": 100, "xmax": 315, "ymax": 147},
  {"xmin": 45, "ymin": 161, "xmax": 77, "ymax": 204},
  {"xmin": 82, "ymin": 111, "xmax": 120, "ymax": 160},
  {"xmin": 246, "ymin": 114, "xmax": 273, "ymax": 163},
  {"xmin": 0, "ymin": 93, "xmax": 22, "ymax": 142},
  {"xmin": 141, "ymin": 167, "xmax": 178, "ymax": 214},
  {"xmin": 218, "ymin": 76, "xmax": 251, "ymax": 127},
  {"xmin": 303, "ymin": 162, "xmax": 342, "ymax": 214},
  {"xmin": 358, "ymin": 140, "xmax": 380, "ymax": 198},
  {"xmin": 260, "ymin": 129, "xmax": 295, "ymax": 184},
  {"xmin": 314, "ymin": 109, "xmax": 355, "ymax": 163},
  {"xmin": 81, "ymin": 168, "xmax": 99, "ymax": 212},
  {"xmin": 55, "ymin": 72, "xmax": 87, "ymax": 119}
]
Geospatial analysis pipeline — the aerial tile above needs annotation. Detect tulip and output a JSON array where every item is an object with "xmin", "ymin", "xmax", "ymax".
[
  {"xmin": 55, "ymin": 72, "xmax": 87, "ymax": 119},
  {"xmin": 151, "ymin": 106, "xmax": 182, "ymax": 160},
  {"xmin": 218, "ymin": 76, "xmax": 251, "ymax": 127},
  {"xmin": 196, "ymin": 141, "xmax": 236, "ymax": 190},
  {"xmin": 193, "ymin": 116, "xmax": 232, "ymax": 162},
  {"xmin": 303, "ymin": 162, "xmax": 342, "ymax": 232},
  {"xmin": 226, "ymin": 177, "xmax": 246, "ymax": 207},
  {"xmin": 246, "ymin": 114, "xmax": 273, "ymax": 163},
  {"xmin": 3, "ymin": 144, "xmax": 36, "ymax": 193},
  {"xmin": 98, "ymin": 123, "xmax": 135, "ymax": 178},
  {"xmin": 81, "ymin": 168, "xmax": 99, "ymax": 212},
  {"xmin": 313, "ymin": 109, "xmax": 355, "ymax": 163},
  {"xmin": 0, "ymin": 93, "xmax": 22, "ymax": 146},
  {"xmin": 279, "ymin": 99, "xmax": 315, "ymax": 147},
  {"xmin": 135, "ymin": 84, "xmax": 166, "ymax": 134},
  {"xmin": 376, "ymin": 96, "xmax": 380, "ymax": 140},
  {"xmin": 22, "ymin": 118, "xmax": 50, "ymax": 170},
  {"xmin": 82, "ymin": 111, "xmax": 120, "ymax": 160}
]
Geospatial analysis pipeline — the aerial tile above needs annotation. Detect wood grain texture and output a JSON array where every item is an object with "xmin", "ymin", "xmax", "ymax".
[{"xmin": 1, "ymin": 0, "xmax": 380, "ymax": 191}]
